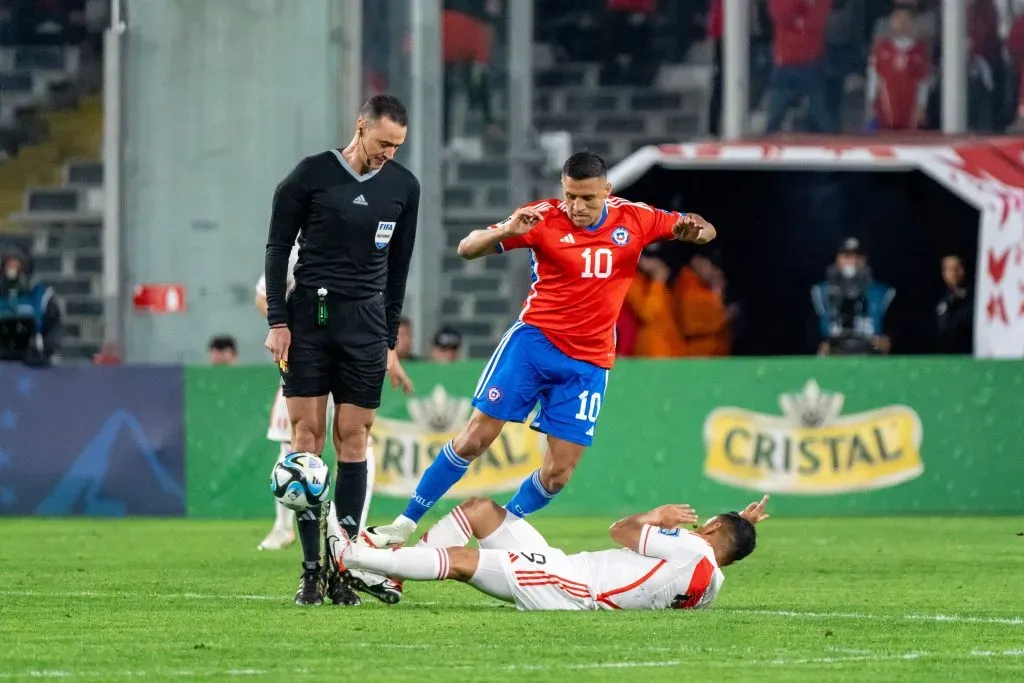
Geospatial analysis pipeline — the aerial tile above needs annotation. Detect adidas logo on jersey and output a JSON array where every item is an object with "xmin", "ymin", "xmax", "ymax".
[
  {"xmin": 353, "ymin": 194, "xmax": 368, "ymax": 206},
  {"xmin": 560, "ymin": 234, "xmax": 575, "ymax": 244}
]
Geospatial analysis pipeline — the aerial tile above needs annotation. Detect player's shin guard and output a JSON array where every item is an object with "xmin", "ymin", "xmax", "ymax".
[
  {"xmin": 349, "ymin": 546, "xmax": 451, "ymax": 581},
  {"xmin": 334, "ymin": 460, "xmax": 368, "ymax": 540},
  {"xmin": 297, "ymin": 506, "xmax": 321, "ymax": 565},
  {"xmin": 400, "ymin": 440, "xmax": 470, "ymax": 523},
  {"xmin": 415, "ymin": 506, "xmax": 473, "ymax": 548},
  {"xmin": 504, "ymin": 469, "xmax": 556, "ymax": 518}
]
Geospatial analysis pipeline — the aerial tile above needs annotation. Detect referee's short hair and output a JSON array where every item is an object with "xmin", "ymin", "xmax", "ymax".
[
  {"xmin": 361, "ymin": 95, "xmax": 409, "ymax": 127},
  {"xmin": 562, "ymin": 152, "xmax": 607, "ymax": 181}
]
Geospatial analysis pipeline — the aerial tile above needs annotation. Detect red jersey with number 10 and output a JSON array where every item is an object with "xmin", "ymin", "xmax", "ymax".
[{"xmin": 491, "ymin": 197, "xmax": 683, "ymax": 369}]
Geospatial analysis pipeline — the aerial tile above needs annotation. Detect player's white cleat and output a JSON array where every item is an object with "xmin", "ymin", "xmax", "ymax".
[
  {"xmin": 360, "ymin": 518, "xmax": 417, "ymax": 549},
  {"xmin": 257, "ymin": 527, "xmax": 295, "ymax": 551}
]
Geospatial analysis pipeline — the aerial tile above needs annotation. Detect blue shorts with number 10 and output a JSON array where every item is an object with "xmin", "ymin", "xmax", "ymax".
[{"xmin": 471, "ymin": 322, "xmax": 609, "ymax": 447}]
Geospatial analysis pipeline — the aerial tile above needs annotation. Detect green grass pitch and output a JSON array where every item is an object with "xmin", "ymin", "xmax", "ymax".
[{"xmin": 1, "ymin": 515, "xmax": 1023, "ymax": 682}]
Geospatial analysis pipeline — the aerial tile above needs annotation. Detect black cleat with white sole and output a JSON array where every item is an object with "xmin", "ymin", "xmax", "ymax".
[
  {"xmin": 294, "ymin": 563, "xmax": 325, "ymax": 606},
  {"xmin": 344, "ymin": 569, "xmax": 403, "ymax": 604}
]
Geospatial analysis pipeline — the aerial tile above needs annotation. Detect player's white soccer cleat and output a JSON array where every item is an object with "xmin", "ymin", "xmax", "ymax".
[
  {"xmin": 360, "ymin": 518, "xmax": 417, "ymax": 549},
  {"xmin": 257, "ymin": 527, "xmax": 295, "ymax": 551}
]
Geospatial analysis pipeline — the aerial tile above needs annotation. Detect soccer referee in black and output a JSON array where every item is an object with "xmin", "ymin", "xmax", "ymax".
[{"xmin": 264, "ymin": 95, "xmax": 418, "ymax": 606}]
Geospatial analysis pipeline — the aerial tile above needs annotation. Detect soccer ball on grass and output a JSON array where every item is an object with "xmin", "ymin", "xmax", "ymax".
[{"xmin": 271, "ymin": 452, "xmax": 330, "ymax": 511}]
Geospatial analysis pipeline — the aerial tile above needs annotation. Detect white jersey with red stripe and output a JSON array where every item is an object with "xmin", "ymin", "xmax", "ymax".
[
  {"xmin": 579, "ymin": 526, "xmax": 723, "ymax": 610},
  {"xmin": 499, "ymin": 523, "xmax": 723, "ymax": 612}
]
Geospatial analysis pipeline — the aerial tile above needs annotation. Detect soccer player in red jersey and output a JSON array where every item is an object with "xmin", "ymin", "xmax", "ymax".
[{"xmin": 364, "ymin": 153, "xmax": 715, "ymax": 548}]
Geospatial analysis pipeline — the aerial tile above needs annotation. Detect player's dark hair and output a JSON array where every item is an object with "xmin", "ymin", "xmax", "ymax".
[
  {"xmin": 208, "ymin": 335, "xmax": 237, "ymax": 353},
  {"xmin": 360, "ymin": 95, "xmax": 409, "ymax": 127},
  {"xmin": 562, "ymin": 152, "xmax": 607, "ymax": 181},
  {"xmin": 719, "ymin": 512, "xmax": 757, "ymax": 564}
]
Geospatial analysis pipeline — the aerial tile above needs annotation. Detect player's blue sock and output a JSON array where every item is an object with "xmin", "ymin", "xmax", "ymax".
[
  {"xmin": 504, "ymin": 469, "xmax": 556, "ymax": 518},
  {"xmin": 401, "ymin": 440, "xmax": 470, "ymax": 523}
]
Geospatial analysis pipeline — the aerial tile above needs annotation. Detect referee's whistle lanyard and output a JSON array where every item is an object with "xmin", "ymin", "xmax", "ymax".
[{"xmin": 316, "ymin": 287, "xmax": 329, "ymax": 327}]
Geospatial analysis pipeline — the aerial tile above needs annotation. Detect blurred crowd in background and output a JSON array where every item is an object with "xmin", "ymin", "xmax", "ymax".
[{"xmin": 0, "ymin": 0, "xmax": 995, "ymax": 368}]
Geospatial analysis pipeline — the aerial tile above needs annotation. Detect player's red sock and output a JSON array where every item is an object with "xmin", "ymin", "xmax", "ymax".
[
  {"xmin": 415, "ymin": 506, "xmax": 473, "ymax": 548},
  {"xmin": 349, "ymin": 546, "xmax": 451, "ymax": 581}
]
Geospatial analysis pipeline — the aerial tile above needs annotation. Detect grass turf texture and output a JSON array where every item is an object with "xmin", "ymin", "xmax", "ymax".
[{"xmin": 1, "ymin": 516, "xmax": 1023, "ymax": 682}]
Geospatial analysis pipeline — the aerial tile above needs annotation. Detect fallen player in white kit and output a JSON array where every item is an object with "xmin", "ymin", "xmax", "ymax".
[{"xmin": 326, "ymin": 495, "xmax": 769, "ymax": 611}]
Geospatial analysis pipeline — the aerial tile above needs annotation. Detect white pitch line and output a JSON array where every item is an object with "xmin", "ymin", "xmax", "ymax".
[
  {"xmin": 507, "ymin": 649, "xmax": 1024, "ymax": 673},
  {"xmin": 727, "ymin": 608, "xmax": 1024, "ymax": 627},
  {"xmin": 2, "ymin": 591, "xmax": 1022, "ymax": 626}
]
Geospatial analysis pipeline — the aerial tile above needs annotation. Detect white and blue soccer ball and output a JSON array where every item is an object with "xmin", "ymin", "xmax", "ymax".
[{"xmin": 271, "ymin": 452, "xmax": 330, "ymax": 511}]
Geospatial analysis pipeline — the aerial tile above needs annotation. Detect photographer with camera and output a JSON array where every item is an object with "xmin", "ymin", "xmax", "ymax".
[
  {"xmin": 810, "ymin": 238, "xmax": 894, "ymax": 356},
  {"xmin": 0, "ymin": 247, "xmax": 61, "ymax": 367}
]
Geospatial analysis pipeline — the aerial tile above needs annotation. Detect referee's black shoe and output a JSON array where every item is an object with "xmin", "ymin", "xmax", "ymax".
[{"xmin": 294, "ymin": 563, "xmax": 325, "ymax": 606}]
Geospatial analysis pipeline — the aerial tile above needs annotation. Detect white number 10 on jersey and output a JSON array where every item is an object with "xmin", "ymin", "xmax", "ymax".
[{"xmin": 581, "ymin": 247, "xmax": 613, "ymax": 279}]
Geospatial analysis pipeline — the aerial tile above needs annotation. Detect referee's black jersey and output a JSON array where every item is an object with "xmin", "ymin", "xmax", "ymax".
[{"xmin": 264, "ymin": 149, "xmax": 420, "ymax": 348}]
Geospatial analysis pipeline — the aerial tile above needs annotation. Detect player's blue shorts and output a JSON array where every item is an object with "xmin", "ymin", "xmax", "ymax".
[{"xmin": 471, "ymin": 322, "xmax": 609, "ymax": 447}]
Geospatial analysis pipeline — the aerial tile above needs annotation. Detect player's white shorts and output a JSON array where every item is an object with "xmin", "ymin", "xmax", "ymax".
[
  {"xmin": 267, "ymin": 387, "xmax": 336, "ymax": 442},
  {"xmin": 470, "ymin": 516, "xmax": 597, "ymax": 611}
]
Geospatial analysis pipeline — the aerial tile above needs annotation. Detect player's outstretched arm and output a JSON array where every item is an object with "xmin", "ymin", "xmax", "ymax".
[
  {"xmin": 609, "ymin": 504, "xmax": 699, "ymax": 552},
  {"xmin": 457, "ymin": 206, "xmax": 545, "ymax": 259}
]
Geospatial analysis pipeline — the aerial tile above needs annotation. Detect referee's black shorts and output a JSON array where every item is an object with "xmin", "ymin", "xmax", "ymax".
[{"xmin": 281, "ymin": 285, "xmax": 388, "ymax": 409}]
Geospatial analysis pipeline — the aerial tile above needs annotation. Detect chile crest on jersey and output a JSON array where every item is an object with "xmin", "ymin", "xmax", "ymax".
[{"xmin": 611, "ymin": 226, "xmax": 630, "ymax": 246}]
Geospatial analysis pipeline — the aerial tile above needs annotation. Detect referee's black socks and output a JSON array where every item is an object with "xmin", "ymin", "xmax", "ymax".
[
  {"xmin": 335, "ymin": 460, "xmax": 368, "ymax": 541},
  {"xmin": 297, "ymin": 506, "xmax": 321, "ymax": 566}
]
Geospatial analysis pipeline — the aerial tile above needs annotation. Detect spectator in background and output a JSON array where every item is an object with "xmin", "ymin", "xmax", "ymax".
[
  {"xmin": 625, "ymin": 249, "xmax": 685, "ymax": 357},
  {"xmin": 0, "ymin": 247, "xmax": 60, "ymax": 366},
  {"xmin": 824, "ymin": 0, "xmax": 865, "ymax": 131},
  {"xmin": 866, "ymin": 4, "xmax": 931, "ymax": 131},
  {"xmin": 766, "ymin": 0, "xmax": 835, "ymax": 134},
  {"xmin": 443, "ymin": 0, "xmax": 501, "ymax": 145},
  {"xmin": 1008, "ymin": 8, "xmax": 1024, "ymax": 131},
  {"xmin": 207, "ymin": 335, "xmax": 238, "ymax": 365},
  {"xmin": 396, "ymin": 316, "xmax": 419, "ymax": 361},
  {"xmin": 967, "ymin": 0, "xmax": 1002, "ymax": 132},
  {"xmin": 935, "ymin": 255, "xmax": 973, "ymax": 355},
  {"xmin": 673, "ymin": 254, "xmax": 735, "ymax": 357},
  {"xmin": 872, "ymin": 0, "xmax": 937, "ymax": 55},
  {"xmin": 811, "ymin": 238, "xmax": 893, "ymax": 355},
  {"xmin": 430, "ymin": 325, "xmax": 463, "ymax": 363}
]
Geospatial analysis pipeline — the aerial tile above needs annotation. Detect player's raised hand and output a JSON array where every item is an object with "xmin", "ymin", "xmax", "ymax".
[
  {"xmin": 506, "ymin": 206, "xmax": 545, "ymax": 236},
  {"xmin": 673, "ymin": 213, "xmax": 716, "ymax": 245},
  {"xmin": 652, "ymin": 503, "xmax": 700, "ymax": 528},
  {"xmin": 739, "ymin": 495, "xmax": 770, "ymax": 525}
]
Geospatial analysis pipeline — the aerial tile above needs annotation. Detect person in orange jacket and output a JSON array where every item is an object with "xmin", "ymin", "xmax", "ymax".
[
  {"xmin": 624, "ymin": 253, "xmax": 686, "ymax": 357},
  {"xmin": 672, "ymin": 254, "xmax": 735, "ymax": 357}
]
